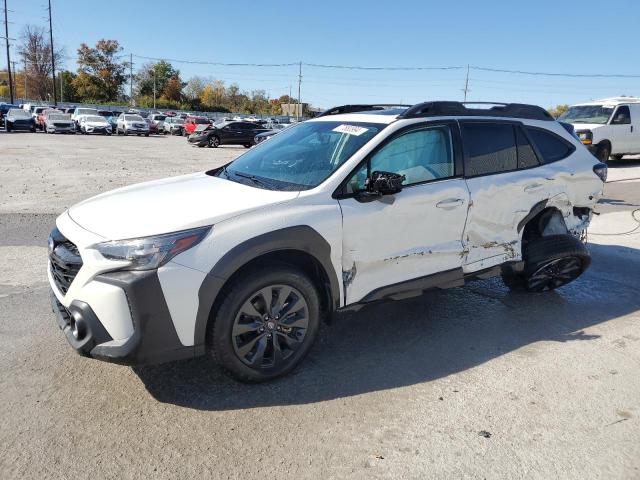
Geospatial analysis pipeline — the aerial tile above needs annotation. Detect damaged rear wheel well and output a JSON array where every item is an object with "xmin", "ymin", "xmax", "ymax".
[{"xmin": 522, "ymin": 207, "xmax": 567, "ymax": 244}]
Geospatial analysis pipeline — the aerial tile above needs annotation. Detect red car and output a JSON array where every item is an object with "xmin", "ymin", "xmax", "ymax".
[
  {"xmin": 37, "ymin": 108, "xmax": 62, "ymax": 131},
  {"xmin": 183, "ymin": 116, "xmax": 211, "ymax": 136}
]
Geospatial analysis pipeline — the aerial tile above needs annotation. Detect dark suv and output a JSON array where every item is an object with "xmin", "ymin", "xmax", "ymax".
[{"xmin": 188, "ymin": 121, "xmax": 270, "ymax": 148}]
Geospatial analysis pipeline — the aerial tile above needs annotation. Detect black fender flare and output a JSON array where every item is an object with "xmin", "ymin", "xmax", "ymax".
[{"xmin": 193, "ymin": 225, "xmax": 340, "ymax": 346}]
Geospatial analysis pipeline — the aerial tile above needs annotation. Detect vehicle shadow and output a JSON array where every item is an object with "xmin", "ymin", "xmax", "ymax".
[{"xmin": 133, "ymin": 242, "xmax": 640, "ymax": 411}]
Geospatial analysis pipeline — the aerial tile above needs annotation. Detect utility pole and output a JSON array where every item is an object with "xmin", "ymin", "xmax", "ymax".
[
  {"xmin": 129, "ymin": 53, "xmax": 133, "ymax": 107},
  {"xmin": 23, "ymin": 51, "xmax": 26, "ymax": 100},
  {"xmin": 47, "ymin": 0, "xmax": 56, "ymax": 105},
  {"xmin": 463, "ymin": 64, "xmax": 470, "ymax": 102},
  {"xmin": 153, "ymin": 68, "xmax": 156, "ymax": 109},
  {"xmin": 3, "ymin": 0, "xmax": 13, "ymax": 104},
  {"xmin": 297, "ymin": 61, "xmax": 302, "ymax": 121},
  {"xmin": 59, "ymin": 70, "xmax": 63, "ymax": 103},
  {"xmin": 10, "ymin": 59, "xmax": 15, "ymax": 98}
]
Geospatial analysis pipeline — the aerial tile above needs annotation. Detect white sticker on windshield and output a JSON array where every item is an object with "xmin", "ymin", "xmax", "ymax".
[{"xmin": 332, "ymin": 124, "xmax": 369, "ymax": 136}]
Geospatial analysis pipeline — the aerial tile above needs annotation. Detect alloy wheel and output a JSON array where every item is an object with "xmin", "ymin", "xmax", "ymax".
[
  {"xmin": 231, "ymin": 284, "xmax": 309, "ymax": 369},
  {"xmin": 526, "ymin": 256, "xmax": 583, "ymax": 292}
]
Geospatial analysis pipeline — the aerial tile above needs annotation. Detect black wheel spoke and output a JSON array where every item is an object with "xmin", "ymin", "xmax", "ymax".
[
  {"xmin": 232, "ymin": 320, "xmax": 262, "ymax": 337},
  {"xmin": 248, "ymin": 335, "xmax": 268, "ymax": 366},
  {"xmin": 237, "ymin": 333, "xmax": 266, "ymax": 358},
  {"xmin": 239, "ymin": 299, "xmax": 263, "ymax": 319},
  {"xmin": 272, "ymin": 334, "xmax": 284, "ymax": 365},
  {"xmin": 272, "ymin": 286, "xmax": 292, "ymax": 316}
]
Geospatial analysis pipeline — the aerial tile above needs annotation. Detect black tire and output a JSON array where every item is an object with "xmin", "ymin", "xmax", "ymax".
[
  {"xmin": 208, "ymin": 265, "xmax": 321, "ymax": 383},
  {"xmin": 611, "ymin": 154, "xmax": 624, "ymax": 161},
  {"xmin": 144, "ymin": 133, "xmax": 149, "ymax": 137},
  {"xmin": 6, "ymin": 125, "xmax": 11, "ymax": 132},
  {"xmin": 244, "ymin": 143, "xmax": 252, "ymax": 148},
  {"xmin": 208, "ymin": 135, "xmax": 220, "ymax": 148},
  {"xmin": 595, "ymin": 143, "xmax": 610, "ymax": 163},
  {"xmin": 500, "ymin": 266, "xmax": 526, "ymax": 290},
  {"xmin": 522, "ymin": 234, "xmax": 590, "ymax": 292}
]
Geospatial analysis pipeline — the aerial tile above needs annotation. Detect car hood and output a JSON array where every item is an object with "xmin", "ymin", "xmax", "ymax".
[
  {"xmin": 85, "ymin": 121, "xmax": 109, "ymax": 127},
  {"xmin": 566, "ymin": 123, "xmax": 606, "ymax": 131},
  {"xmin": 68, "ymin": 172, "xmax": 299, "ymax": 240}
]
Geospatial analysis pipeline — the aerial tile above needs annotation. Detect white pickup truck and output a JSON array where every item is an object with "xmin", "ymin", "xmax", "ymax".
[{"xmin": 559, "ymin": 97, "xmax": 640, "ymax": 162}]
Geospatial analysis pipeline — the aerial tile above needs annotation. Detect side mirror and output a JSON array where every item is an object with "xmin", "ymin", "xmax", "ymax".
[{"xmin": 366, "ymin": 170, "xmax": 405, "ymax": 196}]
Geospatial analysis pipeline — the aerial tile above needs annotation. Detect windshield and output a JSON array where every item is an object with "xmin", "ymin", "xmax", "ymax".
[
  {"xmin": 49, "ymin": 114, "xmax": 70, "ymax": 121},
  {"xmin": 195, "ymin": 117, "xmax": 210, "ymax": 124},
  {"xmin": 76, "ymin": 108, "xmax": 98, "ymax": 116},
  {"xmin": 173, "ymin": 118, "xmax": 184, "ymax": 124},
  {"xmin": 558, "ymin": 105, "xmax": 614, "ymax": 124},
  {"xmin": 9, "ymin": 109, "xmax": 30, "ymax": 118},
  {"xmin": 153, "ymin": 115, "xmax": 166, "ymax": 121},
  {"xmin": 222, "ymin": 121, "xmax": 383, "ymax": 190},
  {"xmin": 125, "ymin": 115, "xmax": 143, "ymax": 122}
]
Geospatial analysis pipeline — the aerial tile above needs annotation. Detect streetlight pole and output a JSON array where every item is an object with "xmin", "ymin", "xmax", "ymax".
[
  {"xmin": 153, "ymin": 68, "xmax": 156, "ymax": 109},
  {"xmin": 47, "ymin": 0, "xmax": 57, "ymax": 106}
]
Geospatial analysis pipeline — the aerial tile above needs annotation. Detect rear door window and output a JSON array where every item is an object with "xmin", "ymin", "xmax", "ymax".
[
  {"xmin": 461, "ymin": 123, "xmax": 517, "ymax": 176},
  {"xmin": 515, "ymin": 127, "xmax": 539, "ymax": 169},
  {"xmin": 525, "ymin": 127, "xmax": 574, "ymax": 164}
]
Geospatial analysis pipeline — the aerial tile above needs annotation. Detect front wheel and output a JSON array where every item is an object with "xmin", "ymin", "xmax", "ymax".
[
  {"xmin": 611, "ymin": 154, "xmax": 624, "ymax": 161},
  {"xmin": 208, "ymin": 265, "xmax": 321, "ymax": 382},
  {"xmin": 208, "ymin": 136, "xmax": 220, "ymax": 148}
]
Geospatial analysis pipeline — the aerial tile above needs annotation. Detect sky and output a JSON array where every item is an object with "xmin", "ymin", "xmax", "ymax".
[{"xmin": 6, "ymin": 0, "xmax": 640, "ymax": 109}]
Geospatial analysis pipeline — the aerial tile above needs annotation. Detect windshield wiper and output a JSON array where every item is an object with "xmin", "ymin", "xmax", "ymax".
[{"xmin": 231, "ymin": 171, "xmax": 274, "ymax": 190}]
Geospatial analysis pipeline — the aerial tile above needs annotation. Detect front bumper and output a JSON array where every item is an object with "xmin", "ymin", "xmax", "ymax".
[
  {"xmin": 84, "ymin": 126, "xmax": 111, "ymax": 134},
  {"xmin": 188, "ymin": 135, "xmax": 208, "ymax": 146},
  {"xmin": 50, "ymin": 269, "xmax": 202, "ymax": 366}
]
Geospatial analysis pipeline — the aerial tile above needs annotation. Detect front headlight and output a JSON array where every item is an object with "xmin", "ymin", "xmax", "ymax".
[
  {"xmin": 576, "ymin": 130, "xmax": 593, "ymax": 145},
  {"xmin": 92, "ymin": 226, "xmax": 211, "ymax": 270}
]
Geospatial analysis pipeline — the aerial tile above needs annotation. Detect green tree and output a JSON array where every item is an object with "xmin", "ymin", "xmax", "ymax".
[
  {"xmin": 73, "ymin": 40, "xmax": 127, "ymax": 102},
  {"xmin": 59, "ymin": 70, "xmax": 80, "ymax": 102},
  {"xmin": 136, "ymin": 60, "xmax": 179, "ymax": 99}
]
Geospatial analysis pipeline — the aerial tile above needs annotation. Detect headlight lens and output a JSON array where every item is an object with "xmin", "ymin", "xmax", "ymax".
[{"xmin": 93, "ymin": 226, "xmax": 211, "ymax": 270}]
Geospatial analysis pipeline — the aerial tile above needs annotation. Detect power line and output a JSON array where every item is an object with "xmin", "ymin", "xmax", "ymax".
[{"xmin": 471, "ymin": 66, "xmax": 640, "ymax": 79}]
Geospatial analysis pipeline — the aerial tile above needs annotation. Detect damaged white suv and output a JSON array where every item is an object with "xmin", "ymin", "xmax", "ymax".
[{"xmin": 48, "ymin": 101, "xmax": 606, "ymax": 382}]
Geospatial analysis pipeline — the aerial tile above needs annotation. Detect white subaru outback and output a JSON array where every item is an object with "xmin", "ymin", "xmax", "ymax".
[{"xmin": 48, "ymin": 101, "xmax": 607, "ymax": 382}]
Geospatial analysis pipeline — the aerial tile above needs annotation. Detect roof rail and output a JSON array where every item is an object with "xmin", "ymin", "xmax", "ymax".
[
  {"xmin": 316, "ymin": 104, "xmax": 411, "ymax": 118},
  {"xmin": 399, "ymin": 101, "xmax": 554, "ymax": 121}
]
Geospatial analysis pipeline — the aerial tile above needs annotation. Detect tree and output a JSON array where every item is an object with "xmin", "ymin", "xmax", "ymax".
[
  {"xmin": 183, "ymin": 76, "xmax": 205, "ymax": 101},
  {"xmin": 16, "ymin": 25, "xmax": 64, "ymax": 101},
  {"xmin": 58, "ymin": 70, "xmax": 80, "ymax": 102},
  {"xmin": 135, "ymin": 60, "xmax": 179, "ymax": 99},
  {"xmin": 73, "ymin": 40, "xmax": 127, "ymax": 102},
  {"xmin": 200, "ymin": 84, "xmax": 216, "ymax": 108},
  {"xmin": 548, "ymin": 104, "xmax": 569, "ymax": 119},
  {"xmin": 162, "ymin": 74, "xmax": 183, "ymax": 103}
]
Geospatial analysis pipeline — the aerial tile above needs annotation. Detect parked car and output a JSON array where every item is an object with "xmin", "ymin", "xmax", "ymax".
[
  {"xmin": 5, "ymin": 108, "xmax": 36, "ymax": 132},
  {"xmin": 44, "ymin": 111, "xmax": 75, "ymax": 134},
  {"xmin": 148, "ymin": 114, "xmax": 166, "ymax": 132},
  {"xmin": 183, "ymin": 116, "xmax": 211, "ymax": 136},
  {"xmin": 71, "ymin": 108, "xmax": 99, "ymax": 130},
  {"xmin": 116, "ymin": 113, "xmax": 150, "ymax": 136},
  {"xmin": 32, "ymin": 106, "xmax": 49, "ymax": 125},
  {"xmin": 79, "ymin": 115, "xmax": 112, "ymax": 135},
  {"xmin": 144, "ymin": 118, "xmax": 160, "ymax": 134},
  {"xmin": 253, "ymin": 123, "xmax": 290, "ymax": 145},
  {"xmin": 46, "ymin": 101, "xmax": 606, "ymax": 382},
  {"xmin": 37, "ymin": 108, "xmax": 62, "ymax": 131},
  {"xmin": 188, "ymin": 121, "xmax": 270, "ymax": 148},
  {"xmin": 163, "ymin": 117, "xmax": 185, "ymax": 135},
  {"xmin": 105, "ymin": 114, "xmax": 119, "ymax": 133},
  {"xmin": 559, "ymin": 97, "xmax": 640, "ymax": 162},
  {"xmin": 0, "ymin": 102, "xmax": 19, "ymax": 128}
]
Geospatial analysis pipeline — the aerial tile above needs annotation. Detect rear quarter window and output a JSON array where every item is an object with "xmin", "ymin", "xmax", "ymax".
[
  {"xmin": 525, "ymin": 127, "xmax": 574, "ymax": 164},
  {"xmin": 461, "ymin": 123, "xmax": 518, "ymax": 176}
]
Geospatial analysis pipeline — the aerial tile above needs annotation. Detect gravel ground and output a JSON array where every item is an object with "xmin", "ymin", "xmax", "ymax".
[{"xmin": 0, "ymin": 132, "xmax": 639, "ymax": 479}]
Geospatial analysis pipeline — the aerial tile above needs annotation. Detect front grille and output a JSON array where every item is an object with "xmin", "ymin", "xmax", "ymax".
[
  {"xmin": 49, "ymin": 228, "xmax": 82, "ymax": 295},
  {"xmin": 53, "ymin": 122, "xmax": 71, "ymax": 127}
]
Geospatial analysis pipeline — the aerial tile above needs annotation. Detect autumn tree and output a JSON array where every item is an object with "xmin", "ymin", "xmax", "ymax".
[
  {"xmin": 183, "ymin": 76, "xmax": 205, "ymax": 101},
  {"xmin": 200, "ymin": 84, "xmax": 216, "ymax": 108},
  {"xmin": 162, "ymin": 74, "xmax": 183, "ymax": 103},
  {"xmin": 548, "ymin": 104, "xmax": 569, "ymax": 119},
  {"xmin": 73, "ymin": 40, "xmax": 127, "ymax": 102},
  {"xmin": 17, "ymin": 25, "xmax": 64, "ymax": 101}
]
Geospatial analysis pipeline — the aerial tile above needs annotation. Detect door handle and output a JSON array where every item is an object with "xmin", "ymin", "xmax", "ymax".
[
  {"xmin": 436, "ymin": 198, "xmax": 464, "ymax": 209},
  {"xmin": 524, "ymin": 183, "xmax": 544, "ymax": 192}
]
